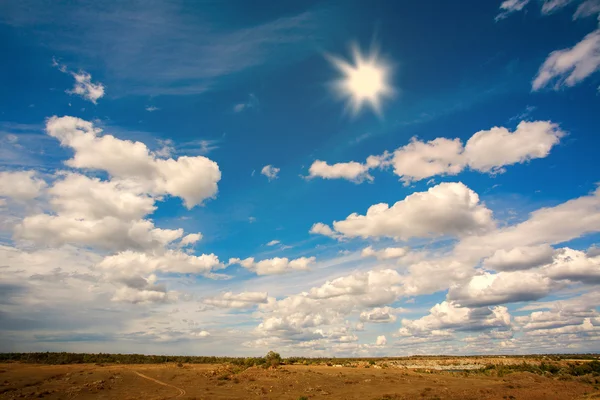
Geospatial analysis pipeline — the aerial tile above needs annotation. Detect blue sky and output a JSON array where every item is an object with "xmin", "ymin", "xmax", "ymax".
[{"xmin": 1, "ymin": 0, "xmax": 600, "ymax": 356}]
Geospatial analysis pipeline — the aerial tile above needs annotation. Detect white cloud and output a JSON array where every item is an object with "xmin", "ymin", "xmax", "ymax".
[
  {"xmin": 447, "ymin": 271, "xmax": 555, "ymax": 307},
  {"xmin": 15, "ymin": 215, "xmax": 183, "ymax": 252},
  {"xmin": 313, "ymin": 121, "xmax": 562, "ymax": 185},
  {"xmin": 464, "ymin": 121, "xmax": 564, "ymax": 173},
  {"xmin": 391, "ymin": 137, "xmax": 464, "ymax": 184},
  {"xmin": 541, "ymin": 0, "xmax": 574, "ymax": 14},
  {"xmin": 180, "ymin": 233, "xmax": 202, "ymax": 247},
  {"xmin": 111, "ymin": 286, "xmax": 172, "ymax": 304},
  {"xmin": 375, "ymin": 335, "xmax": 387, "ymax": 346},
  {"xmin": 496, "ymin": 0, "xmax": 531, "ymax": 21},
  {"xmin": 48, "ymin": 173, "xmax": 155, "ymax": 221},
  {"xmin": 0, "ymin": 170, "xmax": 47, "ymax": 201},
  {"xmin": 361, "ymin": 246, "xmax": 409, "ymax": 260},
  {"xmin": 533, "ymin": 30, "xmax": 600, "ymax": 91},
  {"xmin": 261, "ymin": 165, "xmax": 280, "ymax": 181},
  {"xmin": 233, "ymin": 94, "xmax": 258, "ymax": 113},
  {"xmin": 309, "ymin": 222, "xmax": 341, "ymax": 239},
  {"xmin": 543, "ymin": 248, "xmax": 600, "ymax": 283},
  {"xmin": 203, "ymin": 291, "xmax": 269, "ymax": 309},
  {"xmin": 455, "ymin": 186, "xmax": 600, "ymax": 260},
  {"xmin": 483, "ymin": 244, "xmax": 555, "ymax": 271},
  {"xmin": 308, "ymin": 160, "xmax": 373, "ymax": 183},
  {"xmin": 317, "ymin": 182, "xmax": 494, "ymax": 240},
  {"xmin": 398, "ymin": 301, "xmax": 511, "ymax": 336},
  {"xmin": 145, "ymin": 106, "xmax": 159, "ymax": 112},
  {"xmin": 266, "ymin": 240, "xmax": 280, "ymax": 246},
  {"xmin": 68, "ymin": 71, "xmax": 105, "ymax": 104},
  {"xmin": 46, "ymin": 116, "xmax": 221, "ymax": 208},
  {"xmin": 359, "ymin": 306, "xmax": 399, "ymax": 323},
  {"xmin": 98, "ymin": 250, "xmax": 225, "ymax": 277},
  {"xmin": 229, "ymin": 256, "xmax": 315, "ymax": 275},
  {"xmin": 573, "ymin": 0, "xmax": 600, "ymax": 19}
]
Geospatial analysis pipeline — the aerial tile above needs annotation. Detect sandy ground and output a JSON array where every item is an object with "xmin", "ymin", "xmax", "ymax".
[{"xmin": 0, "ymin": 361, "xmax": 598, "ymax": 400}]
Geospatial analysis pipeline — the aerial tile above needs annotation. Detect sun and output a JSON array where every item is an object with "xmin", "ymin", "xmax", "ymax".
[{"xmin": 328, "ymin": 43, "xmax": 394, "ymax": 117}]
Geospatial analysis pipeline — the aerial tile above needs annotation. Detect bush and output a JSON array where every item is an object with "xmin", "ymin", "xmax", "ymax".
[{"xmin": 265, "ymin": 351, "xmax": 282, "ymax": 368}]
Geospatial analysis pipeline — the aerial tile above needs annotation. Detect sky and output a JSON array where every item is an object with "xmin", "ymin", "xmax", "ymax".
[{"xmin": 1, "ymin": 0, "xmax": 600, "ymax": 357}]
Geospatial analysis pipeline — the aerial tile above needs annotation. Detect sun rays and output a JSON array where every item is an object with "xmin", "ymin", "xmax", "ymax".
[{"xmin": 328, "ymin": 43, "xmax": 394, "ymax": 117}]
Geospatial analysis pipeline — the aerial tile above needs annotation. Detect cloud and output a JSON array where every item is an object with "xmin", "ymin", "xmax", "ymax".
[
  {"xmin": 361, "ymin": 246, "xmax": 409, "ymax": 260},
  {"xmin": 309, "ymin": 222, "xmax": 341, "ymax": 239},
  {"xmin": 145, "ymin": 106, "xmax": 159, "ymax": 112},
  {"xmin": 398, "ymin": 301, "xmax": 511, "ymax": 336},
  {"xmin": 229, "ymin": 256, "xmax": 315, "ymax": 275},
  {"xmin": 98, "ymin": 250, "xmax": 225, "ymax": 277},
  {"xmin": 180, "ymin": 233, "xmax": 202, "ymax": 247},
  {"xmin": 315, "ymin": 182, "xmax": 494, "ymax": 240},
  {"xmin": 447, "ymin": 271, "xmax": 555, "ymax": 307},
  {"xmin": 543, "ymin": 247, "xmax": 600, "ymax": 283},
  {"xmin": 15, "ymin": 215, "xmax": 183, "ymax": 251},
  {"xmin": 464, "ymin": 121, "xmax": 564, "ymax": 173},
  {"xmin": 68, "ymin": 71, "xmax": 105, "ymax": 104},
  {"xmin": 309, "ymin": 121, "xmax": 563, "ymax": 185},
  {"xmin": 573, "ymin": 0, "xmax": 600, "ymax": 19},
  {"xmin": 359, "ymin": 306, "xmax": 399, "ymax": 323},
  {"xmin": 541, "ymin": 0, "xmax": 575, "ymax": 14},
  {"xmin": 266, "ymin": 240, "xmax": 280, "ymax": 246},
  {"xmin": 233, "ymin": 94, "xmax": 259, "ymax": 112},
  {"xmin": 111, "ymin": 286, "xmax": 173, "ymax": 304},
  {"xmin": 261, "ymin": 165, "xmax": 280, "ymax": 181},
  {"xmin": 203, "ymin": 291, "xmax": 269, "ymax": 309},
  {"xmin": 495, "ymin": 0, "xmax": 531, "ymax": 21},
  {"xmin": 483, "ymin": 244, "xmax": 555, "ymax": 271},
  {"xmin": 375, "ymin": 335, "xmax": 387, "ymax": 346},
  {"xmin": 46, "ymin": 116, "xmax": 221, "ymax": 208},
  {"xmin": 455, "ymin": 186, "xmax": 600, "ymax": 260},
  {"xmin": 533, "ymin": 30, "xmax": 600, "ymax": 91},
  {"xmin": 0, "ymin": 170, "xmax": 47, "ymax": 201}
]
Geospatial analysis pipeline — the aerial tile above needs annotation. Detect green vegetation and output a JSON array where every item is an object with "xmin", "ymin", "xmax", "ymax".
[{"xmin": 477, "ymin": 360, "xmax": 600, "ymax": 377}]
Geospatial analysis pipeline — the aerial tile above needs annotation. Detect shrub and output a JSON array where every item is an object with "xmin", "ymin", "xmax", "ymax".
[{"xmin": 265, "ymin": 351, "xmax": 282, "ymax": 368}]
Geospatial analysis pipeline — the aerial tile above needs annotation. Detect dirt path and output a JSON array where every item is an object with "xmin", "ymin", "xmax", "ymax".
[{"xmin": 131, "ymin": 370, "xmax": 186, "ymax": 398}]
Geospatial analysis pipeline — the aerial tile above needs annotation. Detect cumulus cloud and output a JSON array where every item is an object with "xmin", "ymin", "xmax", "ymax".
[
  {"xmin": 361, "ymin": 246, "xmax": 409, "ymax": 260},
  {"xmin": 495, "ymin": 0, "xmax": 530, "ymax": 21},
  {"xmin": 359, "ymin": 306, "xmax": 399, "ymax": 323},
  {"xmin": 0, "ymin": 170, "xmax": 47, "ymax": 201},
  {"xmin": 310, "ymin": 121, "xmax": 562, "ymax": 185},
  {"xmin": 203, "ymin": 291, "xmax": 269, "ymax": 309},
  {"xmin": 447, "ymin": 271, "xmax": 555, "ymax": 307},
  {"xmin": 46, "ymin": 116, "xmax": 221, "ymax": 208},
  {"xmin": 229, "ymin": 256, "xmax": 315, "ymax": 275},
  {"xmin": 398, "ymin": 301, "xmax": 511, "ymax": 336},
  {"xmin": 464, "ymin": 121, "xmax": 564, "ymax": 173},
  {"xmin": 112, "ymin": 286, "xmax": 173, "ymax": 304},
  {"xmin": 455, "ymin": 186, "xmax": 600, "ymax": 260},
  {"xmin": 68, "ymin": 71, "xmax": 105, "ymax": 104},
  {"xmin": 180, "ymin": 233, "xmax": 202, "ymax": 247},
  {"xmin": 98, "ymin": 250, "xmax": 225, "ymax": 277},
  {"xmin": 261, "ymin": 165, "xmax": 280, "ymax": 181},
  {"xmin": 543, "ymin": 248, "xmax": 600, "ymax": 283},
  {"xmin": 375, "ymin": 335, "xmax": 387, "ymax": 346},
  {"xmin": 15, "ymin": 215, "xmax": 183, "ymax": 251},
  {"xmin": 533, "ymin": 30, "xmax": 600, "ymax": 91},
  {"xmin": 483, "ymin": 244, "xmax": 555, "ymax": 271},
  {"xmin": 309, "ymin": 222, "xmax": 341, "ymax": 239},
  {"xmin": 315, "ymin": 182, "xmax": 494, "ymax": 240},
  {"xmin": 391, "ymin": 137, "xmax": 465, "ymax": 184}
]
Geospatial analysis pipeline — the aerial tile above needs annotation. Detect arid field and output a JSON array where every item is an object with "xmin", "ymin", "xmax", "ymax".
[{"xmin": 1, "ymin": 357, "xmax": 600, "ymax": 400}]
